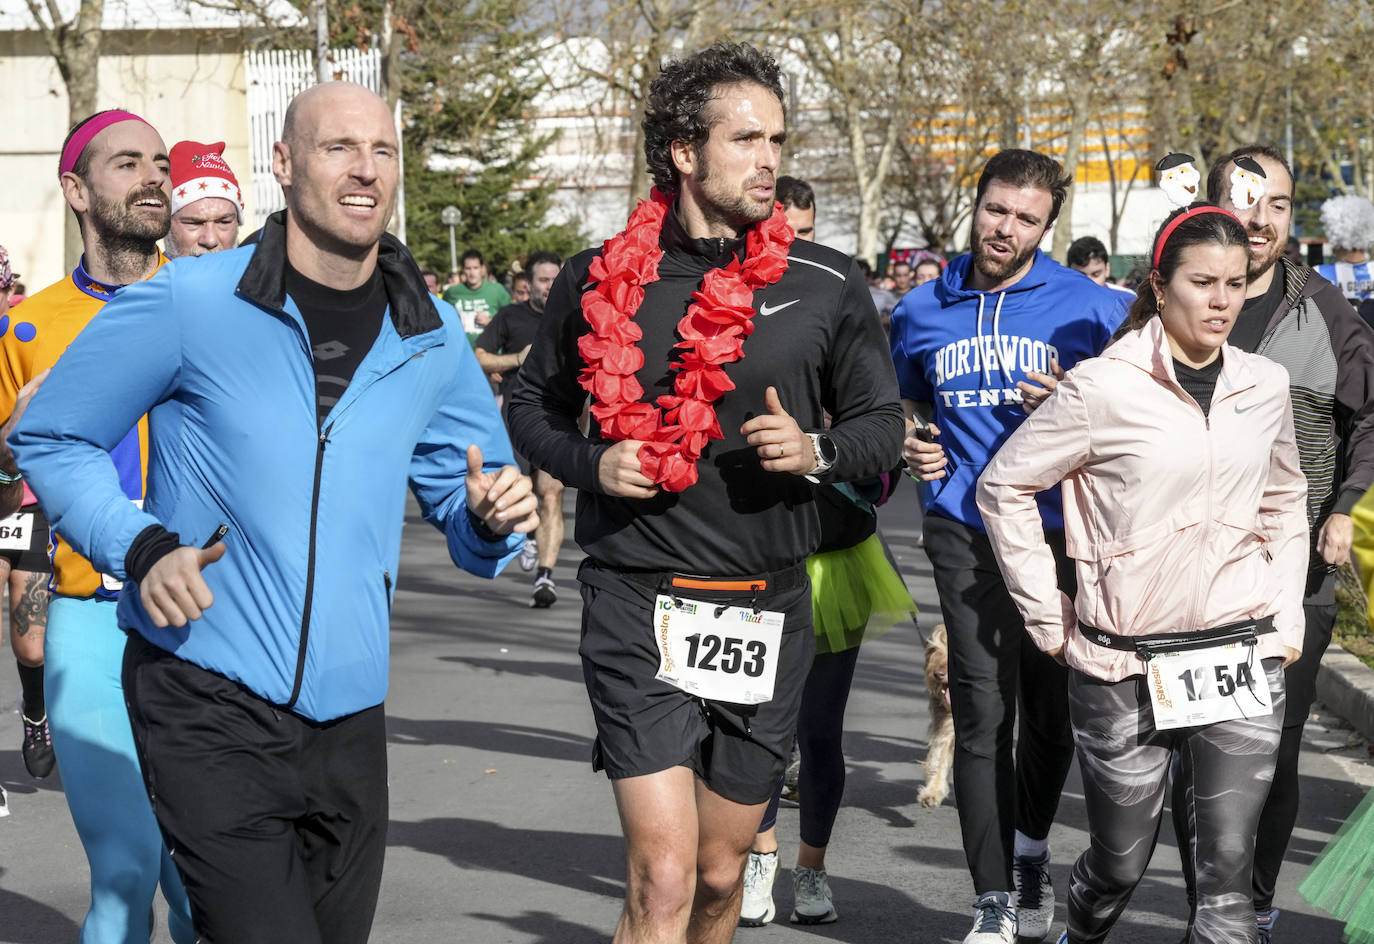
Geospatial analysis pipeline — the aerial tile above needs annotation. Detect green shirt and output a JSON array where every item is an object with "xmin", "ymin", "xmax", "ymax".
[{"xmin": 442, "ymin": 281, "xmax": 512, "ymax": 340}]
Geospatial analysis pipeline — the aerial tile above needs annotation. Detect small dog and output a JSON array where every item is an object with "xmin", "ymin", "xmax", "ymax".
[{"xmin": 918, "ymin": 623, "xmax": 955, "ymax": 808}]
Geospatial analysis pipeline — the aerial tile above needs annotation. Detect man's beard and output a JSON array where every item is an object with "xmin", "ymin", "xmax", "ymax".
[
  {"xmin": 88, "ymin": 186, "xmax": 170, "ymax": 248},
  {"xmin": 972, "ymin": 232, "xmax": 1037, "ymax": 284},
  {"xmin": 1246, "ymin": 225, "xmax": 1285, "ymax": 280},
  {"xmin": 694, "ymin": 153, "xmax": 773, "ymax": 232}
]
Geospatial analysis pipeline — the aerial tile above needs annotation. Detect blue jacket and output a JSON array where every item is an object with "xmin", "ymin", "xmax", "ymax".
[
  {"xmin": 889, "ymin": 250, "xmax": 1127, "ymax": 531},
  {"xmin": 12, "ymin": 214, "xmax": 523, "ymax": 721}
]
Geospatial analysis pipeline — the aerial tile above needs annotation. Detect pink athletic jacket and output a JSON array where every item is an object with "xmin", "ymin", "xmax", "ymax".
[{"xmin": 976, "ymin": 317, "xmax": 1308, "ymax": 682}]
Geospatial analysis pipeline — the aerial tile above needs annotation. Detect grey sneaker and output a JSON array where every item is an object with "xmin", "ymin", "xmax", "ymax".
[
  {"xmin": 0, "ymin": 783, "xmax": 8, "ymax": 817},
  {"xmin": 1257, "ymin": 907, "xmax": 1278, "ymax": 944},
  {"xmin": 1013, "ymin": 851, "xmax": 1054, "ymax": 940},
  {"xmin": 963, "ymin": 890, "xmax": 1016, "ymax": 943},
  {"xmin": 739, "ymin": 851, "xmax": 777, "ymax": 927},
  {"xmin": 518, "ymin": 538, "xmax": 538, "ymax": 572},
  {"xmin": 790, "ymin": 866, "xmax": 837, "ymax": 924}
]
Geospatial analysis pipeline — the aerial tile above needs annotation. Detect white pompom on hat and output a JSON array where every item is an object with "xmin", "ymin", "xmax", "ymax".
[
  {"xmin": 169, "ymin": 140, "xmax": 244, "ymax": 222},
  {"xmin": 1320, "ymin": 194, "xmax": 1374, "ymax": 251}
]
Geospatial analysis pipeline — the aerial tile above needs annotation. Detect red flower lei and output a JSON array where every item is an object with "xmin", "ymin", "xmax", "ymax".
[{"xmin": 578, "ymin": 188, "xmax": 795, "ymax": 492}]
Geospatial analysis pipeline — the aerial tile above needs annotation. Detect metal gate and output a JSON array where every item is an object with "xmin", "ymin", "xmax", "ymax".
[{"xmin": 243, "ymin": 47, "xmax": 383, "ymax": 229}]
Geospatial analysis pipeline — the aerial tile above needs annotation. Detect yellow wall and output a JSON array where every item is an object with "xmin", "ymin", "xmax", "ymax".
[{"xmin": 0, "ymin": 31, "xmax": 252, "ymax": 291}]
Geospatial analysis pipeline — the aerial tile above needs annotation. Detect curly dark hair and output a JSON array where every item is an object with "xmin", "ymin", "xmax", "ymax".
[{"xmin": 643, "ymin": 42, "xmax": 785, "ymax": 196}]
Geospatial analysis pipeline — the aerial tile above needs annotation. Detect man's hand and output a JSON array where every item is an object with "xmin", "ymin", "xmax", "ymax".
[
  {"xmin": 740, "ymin": 386, "xmax": 815, "ymax": 474},
  {"xmin": 904, "ymin": 420, "xmax": 947, "ymax": 481},
  {"xmin": 1044, "ymin": 645, "xmax": 1068, "ymax": 667},
  {"xmin": 597, "ymin": 440, "xmax": 660, "ymax": 499},
  {"xmin": 1017, "ymin": 357, "xmax": 1065, "ymax": 414},
  {"xmin": 1283, "ymin": 646, "xmax": 1301, "ymax": 668},
  {"xmin": 465, "ymin": 445, "xmax": 538, "ymax": 535},
  {"xmin": 1318, "ymin": 513, "xmax": 1353, "ymax": 566},
  {"xmin": 140, "ymin": 543, "xmax": 227, "ymax": 628}
]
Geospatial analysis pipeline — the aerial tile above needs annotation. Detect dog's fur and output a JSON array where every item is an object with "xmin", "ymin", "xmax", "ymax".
[{"xmin": 918, "ymin": 623, "xmax": 955, "ymax": 808}]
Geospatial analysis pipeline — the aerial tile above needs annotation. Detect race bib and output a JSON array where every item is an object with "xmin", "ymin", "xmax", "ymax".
[
  {"xmin": 653, "ymin": 594, "xmax": 784, "ymax": 704},
  {"xmin": 1145, "ymin": 641, "xmax": 1273, "ymax": 730},
  {"xmin": 0, "ymin": 512, "xmax": 31, "ymax": 551}
]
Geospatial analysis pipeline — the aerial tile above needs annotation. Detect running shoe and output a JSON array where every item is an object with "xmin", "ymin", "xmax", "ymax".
[
  {"xmin": 531, "ymin": 573, "xmax": 557, "ymax": 608},
  {"xmin": 518, "ymin": 538, "xmax": 538, "ymax": 572},
  {"xmin": 962, "ymin": 890, "xmax": 1016, "ymax": 944},
  {"xmin": 790, "ymin": 866, "xmax": 837, "ymax": 924},
  {"xmin": 1013, "ymin": 850, "xmax": 1054, "ymax": 940},
  {"xmin": 0, "ymin": 783, "xmax": 8, "ymax": 817},
  {"xmin": 21, "ymin": 713, "xmax": 55, "ymax": 779},
  {"xmin": 738, "ymin": 851, "xmax": 777, "ymax": 927},
  {"xmin": 1256, "ymin": 907, "xmax": 1278, "ymax": 943}
]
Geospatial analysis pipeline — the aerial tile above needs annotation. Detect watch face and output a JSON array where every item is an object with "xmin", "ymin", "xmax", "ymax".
[{"xmin": 818, "ymin": 435, "xmax": 837, "ymax": 463}]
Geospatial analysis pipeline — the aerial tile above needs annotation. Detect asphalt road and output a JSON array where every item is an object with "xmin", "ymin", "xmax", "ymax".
[{"xmin": 2, "ymin": 486, "xmax": 1371, "ymax": 943}]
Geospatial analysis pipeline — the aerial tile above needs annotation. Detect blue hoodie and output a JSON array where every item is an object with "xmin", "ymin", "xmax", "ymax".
[{"xmin": 889, "ymin": 250, "xmax": 1127, "ymax": 531}]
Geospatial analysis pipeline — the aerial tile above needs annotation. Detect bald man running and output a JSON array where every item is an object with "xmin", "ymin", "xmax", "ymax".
[{"xmin": 13, "ymin": 82, "xmax": 537, "ymax": 942}]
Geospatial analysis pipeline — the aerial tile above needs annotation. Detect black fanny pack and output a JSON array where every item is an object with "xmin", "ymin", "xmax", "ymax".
[{"xmin": 1078, "ymin": 616, "xmax": 1275, "ymax": 663}]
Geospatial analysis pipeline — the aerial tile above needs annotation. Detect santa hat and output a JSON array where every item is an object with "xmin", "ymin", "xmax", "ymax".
[{"xmin": 169, "ymin": 141, "xmax": 243, "ymax": 222}]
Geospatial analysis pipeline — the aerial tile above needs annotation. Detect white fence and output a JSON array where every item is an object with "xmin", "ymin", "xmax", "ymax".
[{"xmin": 243, "ymin": 47, "xmax": 383, "ymax": 229}]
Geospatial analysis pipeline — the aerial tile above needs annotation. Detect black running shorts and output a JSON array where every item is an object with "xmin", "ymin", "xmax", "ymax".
[
  {"xmin": 0, "ymin": 504, "xmax": 52, "ymax": 573},
  {"xmin": 577, "ymin": 558, "xmax": 815, "ymax": 805}
]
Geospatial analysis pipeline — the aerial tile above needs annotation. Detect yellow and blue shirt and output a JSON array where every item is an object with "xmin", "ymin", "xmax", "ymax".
[{"xmin": 0, "ymin": 257, "xmax": 163, "ymax": 597}]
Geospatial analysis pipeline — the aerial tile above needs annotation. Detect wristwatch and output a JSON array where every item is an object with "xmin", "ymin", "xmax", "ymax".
[{"xmin": 805, "ymin": 432, "xmax": 836, "ymax": 481}]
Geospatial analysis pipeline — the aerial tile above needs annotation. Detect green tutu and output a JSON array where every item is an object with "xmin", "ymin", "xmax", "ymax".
[
  {"xmin": 806, "ymin": 533, "xmax": 916, "ymax": 655},
  {"xmin": 1300, "ymin": 787, "xmax": 1374, "ymax": 943}
]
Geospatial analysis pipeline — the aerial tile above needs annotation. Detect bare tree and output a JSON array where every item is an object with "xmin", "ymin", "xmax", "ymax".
[{"xmin": 23, "ymin": 0, "xmax": 104, "ymax": 268}]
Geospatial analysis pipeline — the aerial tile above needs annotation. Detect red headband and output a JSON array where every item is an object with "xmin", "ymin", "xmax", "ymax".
[
  {"xmin": 1152, "ymin": 205, "xmax": 1241, "ymax": 269},
  {"xmin": 59, "ymin": 110, "xmax": 153, "ymax": 178}
]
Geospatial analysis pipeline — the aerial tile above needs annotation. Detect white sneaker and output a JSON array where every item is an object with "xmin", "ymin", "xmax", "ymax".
[
  {"xmin": 790, "ymin": 866, "xmax": 837, "ymax": 924},
  {"xmin": 962, "ymin": 890, "xmax": 1016, "ymax": 943},
  {"xmin": 738, "ymin": 851, "xmax": 777, "ymax": 927},
  {"xmin": 518, "ymin": 539, "xmax": 539, "ymax": 572},
  {"xmin": 1013, "ymin": 850, "xmax": 1054, "ymax": 940}
]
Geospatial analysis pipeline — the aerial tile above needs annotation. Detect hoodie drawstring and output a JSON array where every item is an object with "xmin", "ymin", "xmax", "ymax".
[
  {"xmin": 974, "ymin": 292, "xmax": 1010, "ymax": 389},
  {"xmin": 991, "ymin": 292, "xmax": 1009, "ymax": 387}
]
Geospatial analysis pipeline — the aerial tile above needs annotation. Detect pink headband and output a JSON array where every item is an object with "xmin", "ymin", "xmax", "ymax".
[
  {"xmin": 1152, "ymin": 206, "xmax": 1241, "ymax": 269},
  {"xmin": 59, "ymin": 110, "xmax": 153, "ymax": 178}
]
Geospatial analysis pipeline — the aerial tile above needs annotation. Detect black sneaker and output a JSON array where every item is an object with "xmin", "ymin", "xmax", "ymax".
[
  {"xmin": 531, "ymin": 573, "xmax": 557, "ymax": 608},
  {"xmin": 22, "ymin": 713, "xmax": 55, "ymax": 779}
]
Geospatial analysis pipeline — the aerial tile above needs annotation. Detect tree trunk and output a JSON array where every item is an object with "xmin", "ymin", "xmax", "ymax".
[
  {"xmin": 1051, "ymin": 87, "xmax": 1089, "ymax": 262},
  {"xmin": 59, "ymin": 2, "xmax": 104, "ymax": 271}
]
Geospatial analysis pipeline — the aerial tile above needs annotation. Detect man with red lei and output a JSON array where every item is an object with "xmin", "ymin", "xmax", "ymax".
[{"xmin": 508, "ymin": 41, "xmax": 903, "ymax": 943}]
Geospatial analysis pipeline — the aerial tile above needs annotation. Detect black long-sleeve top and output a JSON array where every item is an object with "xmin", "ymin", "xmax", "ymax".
[{"xmin": 507, "ymin": 210, "xmax": 904, "ymax": 575}]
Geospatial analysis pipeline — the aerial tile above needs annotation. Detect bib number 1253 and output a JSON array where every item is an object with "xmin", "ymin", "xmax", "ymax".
[{"xmin": 653, "ymin": 594, "xmax": 783, "ymax": 704}]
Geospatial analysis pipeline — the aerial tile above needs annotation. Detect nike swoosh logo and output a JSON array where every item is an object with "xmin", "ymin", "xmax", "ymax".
[
  {"xmin": 758, "ymin": 299, "xmax": 800, "ymax": 317},
  {"xmin": 1234, "ymin": 401, "xmax": 1255, "ymax": 414}
]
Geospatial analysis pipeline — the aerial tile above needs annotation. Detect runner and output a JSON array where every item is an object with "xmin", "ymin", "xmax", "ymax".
[
  {"xmin": 890, "ymin": 148, "xmax": 1128, "ymax": 943},
  {"xmin": 738, "ymin": 175, "xmax": 915, "ymax": 930},
  {"xmin": 978, "ymin": 202, "xmax": 1306, "ymax": 944},
  {"xmin": 162, "ymin": 140, "xmax": 242, "ymax": 259},
  {"xmin": 475, "ymin": 250, "xmax": 567, "ymax": 607},
  {"xmin": 507, "ymin": 42, "xmax": 904, "ymax": 944},
  {"xmin": 0, "ymin": 110, "xmax": 195, "ymax": 943},
  {"xmin": 442, "ymin": 248, "xmax": 511, "ymax": 342},
  {"xmin": 1169, "ymin": 146, "xmax": 1374, "ymax": 943},
  {"xmin": 1314, "ymin": 194, "xmax": 1374, "ymax": 306},
  {"xmin": 12, "ymin": 82, "xmax": 536, "ymax": 942},
  {"xmin": 0, "ymin": 244, "xmax": 51, "ymax": 790}
]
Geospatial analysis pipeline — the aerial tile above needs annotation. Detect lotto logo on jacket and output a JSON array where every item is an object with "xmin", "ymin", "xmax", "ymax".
[{"xmin": 890, "ymin": 250, "xmax": 1127, "ymax": 532}]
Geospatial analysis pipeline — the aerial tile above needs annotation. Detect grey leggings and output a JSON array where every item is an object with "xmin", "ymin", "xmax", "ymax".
[{"xmin": 1065, "ymin": 659, "xmax": 1284, "ymax": 944}]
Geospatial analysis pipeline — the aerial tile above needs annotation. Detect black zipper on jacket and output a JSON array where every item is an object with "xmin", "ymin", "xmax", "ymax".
[{"xmin": 284, "ymin": 420, "xmax": 331, "ymax": 710}]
